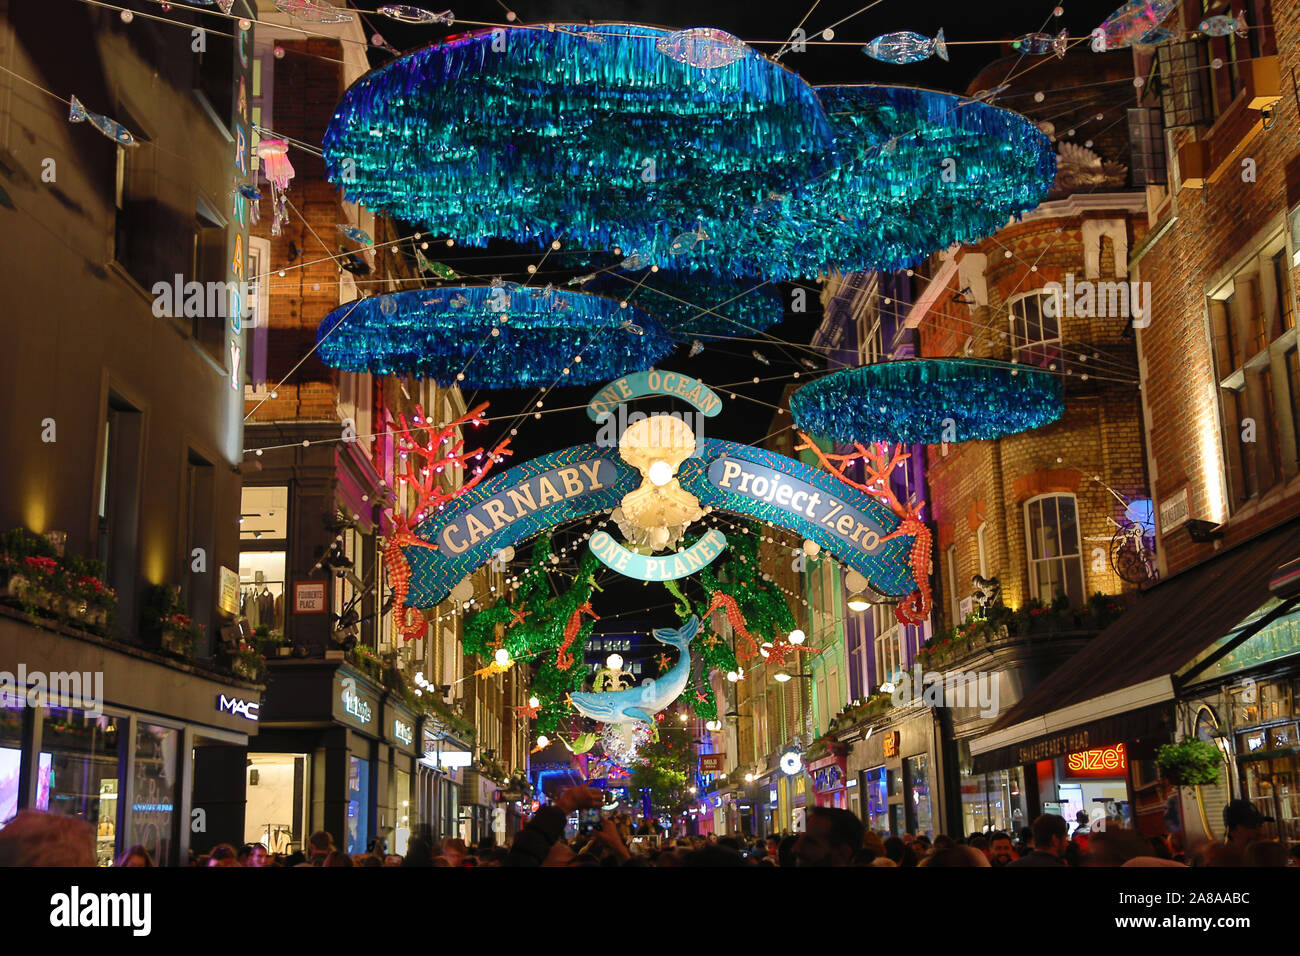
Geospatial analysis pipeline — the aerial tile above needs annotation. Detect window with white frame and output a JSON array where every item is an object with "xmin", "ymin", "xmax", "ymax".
[
  {"xmin": 1209, "ymin": 231, "xmax": 1299, "ymax": 507},
  {"xmin": 1024, "ymin": 494, "xmax": 1086, "ymax": 606},
  {"xmin": 1009, "ymin": 291, "xmax": 1062, "ymax": 367},
  {"xmin": 873, "ymin": 605, "xmax": 902, "ymax": 689}
]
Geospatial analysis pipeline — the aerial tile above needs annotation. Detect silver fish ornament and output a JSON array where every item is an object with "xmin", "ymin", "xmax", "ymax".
[
  {"xmin": 689, "ymin": 340, "xmax": 704, "ymax": 357},
  {"xmin": 449, "ymin": 294, "xmax": 470, "ymax": 309},
  {"xmin": 1198, "ymin": 12, "xmax": 1247, "ymax": 37},
  {"xmin": 338, "ymin": 224, "xmax": 372, "ymax": 245},
  {"xmin": 862, "ymin": 28, "xmax": 947, "ymax": 64},
  {"xmin": 751, "ymin": 350, "xmax": 770, "ymax": 366},
  {"xmin": 1091, "ymin": 0, "xmax": 1175, "ymax": 51},
  {"xmin": 528, "ymin": 283, "xmax": 555, "ymax": 300},
  {"xmin": 669, "ymin": 225, "xmax": 709, "ymax": 255},
  {"xmin": 275, "ymin": 0, "xmax": 353, "ymax": 23},
  {"xmin": 378, "ymin": 5, "xmax": 453, "ymax": 24},
  {"xmin": 620, "ymin": 253, "xmax": 651, "ymax": 270},
  {"xmin": 68, "ymin": 95, "xmax": 137, "ymax": 147},
  {"xmin": 655, "ymin": 28, "xmax": 750, "ymax": 69},
  {"xmin": 567, "ymin": 273, "xmax": 597, "ymax": 287},
  {"xmin": 1012, "ymin": 29, "xmax": 1068, "ymax": 58},
  {"xmin": 619, "ymin": 320, "xmax": 644, "ymax": 335}
]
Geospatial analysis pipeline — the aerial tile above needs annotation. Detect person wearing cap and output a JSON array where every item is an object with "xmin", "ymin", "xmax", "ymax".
[{"xmin": 1223, "ymin": 799, "xmax": 1274, "ymax": 848}]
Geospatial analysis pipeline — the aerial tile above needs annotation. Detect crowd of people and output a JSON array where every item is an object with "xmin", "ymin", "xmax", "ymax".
[{"xmin": 0, "ymin": 790, "xmax": 1294, "ymax": 867}]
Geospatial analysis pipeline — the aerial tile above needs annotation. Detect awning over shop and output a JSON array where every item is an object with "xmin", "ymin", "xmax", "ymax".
[{"xmin": 970, "ymin": 517, "xmax": 1300, "ymax": 772}]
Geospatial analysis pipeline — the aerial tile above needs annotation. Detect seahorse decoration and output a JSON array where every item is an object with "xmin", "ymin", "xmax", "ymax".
[
  {"xmin": 700, "ymin": 591, "xmax": 760, "ymax": 660},
  {"xmin": 555, "ymin": 601, "xmax": 600, "ymax": 670},
  {"xmin": 795, "ymin": 433, "xmax": 932, "ymax": 628},
  {"xmin": 383, "ymin": 523, "xmax": 437, "ymax": 641}
]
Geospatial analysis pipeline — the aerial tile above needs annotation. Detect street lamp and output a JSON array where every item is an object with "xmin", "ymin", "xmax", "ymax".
[
  {"xmin": 774, "ymin": 671, "xmax": 813, "ymax": 683},
  {"xmin": 788, "ymin": 629, "xmax": 806, "ymax": 645},
  {"xmin": 847, "ymin": 592, "xmax": 870, "ymax": 612}
]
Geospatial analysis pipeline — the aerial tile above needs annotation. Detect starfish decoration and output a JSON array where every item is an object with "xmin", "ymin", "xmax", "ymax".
[
  {"xmin": 695, "ymin": 690, "xmax": 708, "ymax": 703},
  {"xmin": 510, "ymin": 701, "xmax": 541, "ymax": 721},
  {"xmin": 704, "ymin": 633, "xmax": 722, "ymax": 647},
  {"xmin": 656, "ymin": 652, "xmax": 673, "ymax": 671},
  {"xmin": 473, "ymin": 659, "xmax": 513, "ymax": 679},
  {"xmin": 563, "ymin": 693, "xmax": 575, "ymax": 710},
  {"xmin": 763, "ymin": 640, "xmax": 823, "ymax": 670},
  {"xmin": 508, "ymin": 606, "xmax": 532, "ymax": 628}
]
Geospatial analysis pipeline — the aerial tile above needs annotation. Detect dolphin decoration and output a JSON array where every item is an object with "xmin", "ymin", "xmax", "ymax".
[{"xmin": 569, "ymin": 616, "xmax": 699, "ymax": 736}]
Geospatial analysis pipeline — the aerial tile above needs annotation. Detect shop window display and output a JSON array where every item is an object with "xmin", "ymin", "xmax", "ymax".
[
  {"xmin": 0, "ymin": 702, "xmax": 23, "ymax": 826},
  {"xmin": 904, "ymin": 754, "xmax": 934, "ymax": 839},
  {"xmin": 1236, "ymin": 677, "xmax": 1300, "ymax": 846},
  {"xmin": 348, "ymin": 754, "xmax": 370, "ymax": 855},
  {"xmin": 244, "ymin": 753, "xmax": 310, "ymax": 853},
  {"xmin": 864, "ymin": 766, "xmax": 889, "ymax": 837},
  {"xmin": 40, "ymin": 708, "xmax": 122, "ymax": 866},
  {"xmin": 131, "ymin": 723, "xmax": 179, "ymax": 866},
  {"xmin": 238, "ymin": 551, "xmax": 286, "ymax": 635}
]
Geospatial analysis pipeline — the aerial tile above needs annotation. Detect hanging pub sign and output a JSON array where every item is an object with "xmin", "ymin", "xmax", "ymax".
[
  {"xmin": 699, "ymin": 753, "xmax": 726, "ymax": 773},
  {"xmin": 399, "ymin": 380, "xmax": 920, "ymax": 607}
]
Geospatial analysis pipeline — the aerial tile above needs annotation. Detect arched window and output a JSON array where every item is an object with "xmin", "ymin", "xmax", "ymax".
[
  {"xmin": 1024, "ymin": 493, "xmax": 1085, "ymax": 606},
  {"xmin": 1008, "ymin": 290, "xmax": 1062, "ymax": 367}
]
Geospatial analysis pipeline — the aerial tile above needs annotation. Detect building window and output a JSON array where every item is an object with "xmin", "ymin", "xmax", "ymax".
[
  {"xmin": 946, "ymin": 545, "xmax": 960, "ymax": 625},
  {"xmin": 1009, "ymin": 291, "xmax": 1061, "ymax": 367},
  {"xmin": 98, "ymin": 395, "xmax": 144, "ymax": 633},
  {"xmin": 874, "ymin": 613, "xmax": 902, "ymax": 689},
  {"xmin": 182, "ymin": 451, "xmax": 215, "ymax": 639},
  {"xmin": 1024, "ymin": 493, "xmax": 1086, "ymax": 606},
  {"xmin": 1210, "ymin": 232, "xmax": 1298, "ymax": 505}
]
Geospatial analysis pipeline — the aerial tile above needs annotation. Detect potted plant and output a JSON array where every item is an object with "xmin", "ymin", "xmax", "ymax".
[
  {"xmin": 1156, "ymin": 740, "xmax": 1224, "ymax": 787},
  {"xmin": 231, "ymin": 641, "xmax": 267, "ymax": 682},
  {"xmin": 142, "ymin": 584, "xmax": 201, "ymax": 658}
]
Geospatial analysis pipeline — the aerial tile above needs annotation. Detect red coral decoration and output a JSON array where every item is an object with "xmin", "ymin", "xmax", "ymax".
[
  {"xmin": 381, "ymin": 400, "xmax": 512, "ymax": 640},
  {"xmin": 795, "ymin": 432, "xmax": 932, "ymax": 627}
]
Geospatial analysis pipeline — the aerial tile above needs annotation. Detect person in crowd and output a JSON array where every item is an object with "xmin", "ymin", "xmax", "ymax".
[
  {"xmin": 967, "ymin": 835, "xmax": 989, "ymax": 856},
  {"xmin": 793, "ymin": 806, "xmax": 864, "ymax": 867},
  {"xmin": 861, "ymin": 831, "xmax": 886, "ymax": 862},
  {"xmin": 765, "ymin": 833, "xmax": 781, "ymax": 859},
  {"xmin": 401, "ymin": 835, "xmax": 435, "ymax": 867},
  {"xmin": 238, "ymin": 842, "xmax": 268, "ymax": 867},
  {"xmin": 207, "ymin": 844, "xmax": 241, "ymax": 867},
  {"xmin": 1147, "ymin": 834, "xmax": 1173, "ymax": 860},
  {"xmin": 321, "ymin": 850, "xmax": 353, "ymax": 867},
  {"xmin": 1007, "ymin": 814, "xmax": 1069, "ymax": 866},
  {"xmin": 441, "ymin": 837, "xmax": 468, "ymax": 866},
  {"xmin": 923, "ymin": 846, "xmax": 991, "ymax": 867},
  {"xmin": 296, "ymin": 830, "xmax": 334, "ymax": 867},
  {"xmin": 1086, "ymin": 828, "xmax": 1153, "ymax": 866},
  {"xmin": 1071, "ymin": 809, "xmax": 1091, "ymax": 838},
  {"xmin": 882, "ymin": 836, "xmax": 906, "ymax": 865},
  {"xmin": 503, "ymin": 785, "xmax": 604, "ymax": 866},
  {"xmin": 114, "ymin": 844, "xmax": 155, "ymax": 867},
  {"xmin": 1223, "ymin": 799, "xmax": 1273, "ymax": 849},
  {"xmin": 1015, "ymin": 826, "xmax": 1034, "ymax": 855},
  {"xmin": 0, "ymin": 810, "xmax": 96, "ymax": 867},
  {"xmin": 987, "ymin": 831, "xmax": 1018, "ymax": 866}
]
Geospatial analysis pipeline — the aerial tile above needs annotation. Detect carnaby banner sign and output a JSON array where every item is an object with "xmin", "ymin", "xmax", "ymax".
[{"xmin": 403, "ymin": 438, "xmax": 918, "ymax": 607}]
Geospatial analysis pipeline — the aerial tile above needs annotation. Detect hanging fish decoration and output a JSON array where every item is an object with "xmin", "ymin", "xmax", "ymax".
[
  {"xmin": 751, "ymin": 350, "xmax": 770, "ymax": 366},
  {"xmin": 862, "ymin": 28, "xmax": 947, "ymax": 64},
  {"xmin": 416, "ymin": 250, "xmax": 458, "ymax": 280},
  {"xmin": 751, "ymin": 190, "xmax": 788, "ymax": 218},
  {"xmin": 619, "ymin": 320, "xmax": 644, "ymax": 336},
  {"xmin": 1198, "ymin": 12, "xmax": 1248, "ymax": 37},
  {"xmin": 620, "ymin": 253, "xmax": 651, "ymax": 270},
  {"xmin": 1091, "ymin": 0, "xmax": 1175, "ymax": 51},
  {"xmin": 1011, "ymin": 29, "xmax": 1069, "ymax": 58},
  {"xmin": 378, "ymin": 295, "xmax": 398, "ymax": 316},
  {"xmin": 1133, "ymin": 27, "xmax": 1177, "ymax": 45},
  {"xmin": 551, "ymin": 296, "xmax": 571, "ymax": 312},
  {"xmin": 338, "ymin": 224, "xmax": 373, "ymax": 245},
  {"xmin": 668, "ymin": 225, "xmax": 709, "ymax": 255},
  {"xmin": 378, "ymin": 4, "xmax": 453, "ymax": 23},
  {"xmin": 567, "ymin": 273, "xmax": 597, "ymax": 287},
  {"xmin": 216, "ymin": 0, "xmax": 233, "ymax": 12},
  {"xmin": 237, "ymin": 183, "xmax": 261, "ymax": 224},
  {"xmin": 689, "ymin": 340, "xmax": 704, "ymax": 357},
  {"xmin": 800, "ymin": 357, "xmax": 818, "ymax": 370},
  {"xmin": 274, "ymin": 0, "xmax": 353, "ymax": 23},
  {"xmin": 655, "ymin": 27, "xmax": 751, "ymax": 69},
  {"xmin": 528, "ymin": 283, "xmax": 555, "ymax": 300},
  {"xmin": 449, "ymin": 294, "xmax": 470, "ymax": 309},
  {"xmin": 958, "ymin": 83, "xmax": 1012, "ymax": 105},
  {"xmin": 68, "ymin": 95, "xmax": 138, "ymax": 147}
]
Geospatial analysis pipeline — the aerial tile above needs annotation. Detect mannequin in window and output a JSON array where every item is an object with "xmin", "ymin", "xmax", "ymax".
[{"xmin": 255, "ymin": 571, "xmax": 275, "ymax": 629}]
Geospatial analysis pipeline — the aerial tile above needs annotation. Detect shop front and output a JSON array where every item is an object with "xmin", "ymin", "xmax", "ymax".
[
  {"xmin": 384, "ymin": 701, "xmax": 418, "ymax": 855},
  {"xmin": 0, "ymin": 608, "xmax": 261, "ymax": 865},
  {"xmin": 841, "ymin": 706, "xmax": 941, "ymax": 838},
  {"xmin": 417, "ymin": 720, "xmax": 468, "ymax": 844},
  {"xmin": 249, "ymin": 660, "xmax": 389, "ymax": 856},
  {"xmin": 808, "ymin": 746, "xmax": 848, "ymax": 810}
]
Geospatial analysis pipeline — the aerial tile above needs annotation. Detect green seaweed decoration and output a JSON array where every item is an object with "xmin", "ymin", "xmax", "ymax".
[{"xmin": 462, "ymin": 532, "xmax": 603, "ymax": 736}]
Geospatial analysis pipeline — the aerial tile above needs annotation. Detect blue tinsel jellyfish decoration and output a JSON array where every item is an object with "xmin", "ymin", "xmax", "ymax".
[
  {"xmin": 315, "ymin": 286, "xmax": 676, "ymax": 390},
  {"xmin": 321, "ymin": 22, "xmax": 836, "ymax": 264},
  {"xmin": 789, "ymin": 358, "xmax": 1065, "ymax": 445},
  {"xmin": 589, "ymin": 270, "xmax": 785, "ymax": 339},
  {"xmin": 658, "ymin": 85, "xmax": 1058, "ymax": 280}
]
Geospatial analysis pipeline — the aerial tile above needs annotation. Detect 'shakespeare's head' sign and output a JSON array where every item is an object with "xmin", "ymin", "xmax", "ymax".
[
  {"xmin": 586, "ymin": 369, "xmax": 723, "ymax": 421},
  {"xmin": 401, "ymin": 439, "xmax": 918, "ymax": 607}
]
